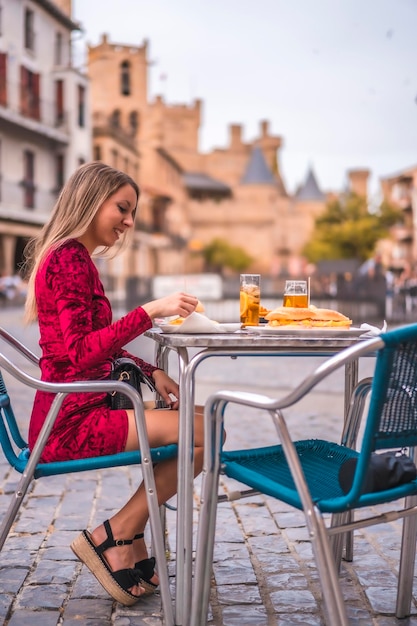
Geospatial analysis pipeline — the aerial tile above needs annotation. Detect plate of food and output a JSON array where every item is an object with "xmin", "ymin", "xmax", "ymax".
[{"xmin": 245, "ymin": 305, "xmax": 367, "ymax": 337}]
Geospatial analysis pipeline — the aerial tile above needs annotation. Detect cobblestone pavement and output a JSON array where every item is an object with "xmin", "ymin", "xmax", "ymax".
[{"xmin": 1, "ymin": 306, "xmax": 417, "ymax": 625}]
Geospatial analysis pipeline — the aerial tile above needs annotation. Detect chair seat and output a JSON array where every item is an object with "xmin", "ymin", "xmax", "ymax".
[
  {"xmin": 16, "ymin": 444, "xmax": 178, "ymax": 478},
  {"xmin": 222, "ymin": 439, "xmax": 417, "ymax": 513}
]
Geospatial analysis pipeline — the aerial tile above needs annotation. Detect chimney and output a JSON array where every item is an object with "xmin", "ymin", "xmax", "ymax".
[
  {"xmin": 347, "ymin": 169, "xmax": 370, "ymax": 198},
  {"xmin": 260, "ymin": 120, "xmax": 269, "ymax": 138},
  {"xmin": 229, "ymin": 124, "xmax": 242, "ymax": 150}
]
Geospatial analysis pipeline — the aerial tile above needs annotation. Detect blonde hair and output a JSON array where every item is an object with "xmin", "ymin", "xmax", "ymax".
[{"xmin": 23, "ymin": 161, "xmax": 139, "ymax": 323}]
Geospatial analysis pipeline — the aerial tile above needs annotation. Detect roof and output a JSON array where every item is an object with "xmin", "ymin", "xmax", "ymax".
[
  {"xmin": 240, "ymin": 146, "xmax": 276, "ymax": 185},
  {"xmin": 183, "ymin": 172, "xmax": 231, "ymax": 193},
  {"xmin": 33, "ymin": 0, "xmax": 80, "ymax": 30},
  {"xmin": 295, "ymin": 168, "xmax": 326, "ymax": 201}
]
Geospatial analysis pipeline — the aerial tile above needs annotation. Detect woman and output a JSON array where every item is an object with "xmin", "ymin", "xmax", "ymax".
[{"xmin": 23, "ymin": 161, "xmax": 204, "ymax": 605}]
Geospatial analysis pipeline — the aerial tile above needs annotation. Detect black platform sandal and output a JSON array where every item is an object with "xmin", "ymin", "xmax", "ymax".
[
  {"xmin": 133, "ymin": 532, "xmax": 159, "ymax": 594},
  {"xmin": 71, "ymin": 519, "xmax": 144, "ymax": 606}
]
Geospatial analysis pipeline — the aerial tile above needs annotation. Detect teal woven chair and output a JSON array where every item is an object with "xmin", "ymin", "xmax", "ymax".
[
  {"xmin": 0, "ymin": 327, "xmax": 177, "ymax": 625},
  {"xmin": 191, "ymin": 324, "xmax": 417, "ymax": 626}
]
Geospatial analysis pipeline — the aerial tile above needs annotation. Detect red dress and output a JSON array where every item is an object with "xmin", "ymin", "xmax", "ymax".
[{"xmin": 28, "ymin": 239, "xmax": 157, "ymax": 462}]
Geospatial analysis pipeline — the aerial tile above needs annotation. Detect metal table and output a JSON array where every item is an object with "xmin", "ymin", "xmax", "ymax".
[{"xmin": 145, "ymin": 328, "xmax": 366, "ymax": 625}]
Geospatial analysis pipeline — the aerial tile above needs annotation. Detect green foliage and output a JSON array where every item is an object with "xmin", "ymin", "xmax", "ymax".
[
  {"xmin": 202, "ymin": 238, "xmax": 253, "ymax": 273},
  {"xmin": 303, "ymin": 193, "xmax": 402, "ymax": 264}
]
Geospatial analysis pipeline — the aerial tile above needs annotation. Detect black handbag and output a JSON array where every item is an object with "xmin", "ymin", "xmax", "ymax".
[
  {"xmin": 339, "ymin": 449, "xmax": 417, "ymax": 494},
  {"xmin": 109, "ymin": 357, "xmax": 157, "ymax": 410}
]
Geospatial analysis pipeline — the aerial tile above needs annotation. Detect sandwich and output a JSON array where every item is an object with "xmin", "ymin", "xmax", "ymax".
[{"xmin": 265, "ymin": 305, "xmax": 352, "ymax": 328}]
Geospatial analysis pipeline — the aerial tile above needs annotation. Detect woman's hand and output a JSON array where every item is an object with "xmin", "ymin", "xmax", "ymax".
[
  {"xmin": 142, "ymin": 292, "xmax": 198, "ymax": 320},
  {"xmin": 152, "ymin": 369, "xmax": 180, "ymax": 409}
]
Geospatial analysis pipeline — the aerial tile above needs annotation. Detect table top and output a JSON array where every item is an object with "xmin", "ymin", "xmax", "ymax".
[{"xmin": 145, "ymin": 327, "xmax": 369, "ymax": 352}]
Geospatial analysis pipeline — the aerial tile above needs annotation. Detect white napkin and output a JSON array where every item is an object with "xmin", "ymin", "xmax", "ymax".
[
  {"xmin": 360, "ymin": 320, "xmax": 387, "ymax": 337},
  {"xmin": 161, "ymin": 312, "xmax": 228, "ymax": 334}
]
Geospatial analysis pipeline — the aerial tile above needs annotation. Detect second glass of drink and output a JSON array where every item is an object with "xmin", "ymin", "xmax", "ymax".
[
  {"xmin": 240, "ymin": 274, "xmax": 261, "ymax": 326},
  {"xmin": 283, "ymin": 280, "xmax": 308, "ymax": 308}
]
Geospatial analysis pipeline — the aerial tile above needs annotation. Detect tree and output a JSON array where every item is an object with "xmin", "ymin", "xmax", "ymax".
[
  {"xmin": 303, "ymin": 193, "xmax": 401, "ymax": 264},
  {"xmin": 201, "ymin": 238, "xmax": 253, "ymax": 273}
]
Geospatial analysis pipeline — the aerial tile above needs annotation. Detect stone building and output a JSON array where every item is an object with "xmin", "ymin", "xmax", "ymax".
[
  {"xmin": 380, "ymin": 165, "xmax": 417, "ymax": 275},
  {"xmin": 87, "ymin": 33, "xmax": 333, "ymax": 292},
  {"xmin": 0, "ymin": 0, "xmax": 91, "ymax": 279}
]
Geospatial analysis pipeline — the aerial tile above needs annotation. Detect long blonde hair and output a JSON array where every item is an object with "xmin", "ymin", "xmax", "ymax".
[{"xmin": 23, "ymin": 161, "xmax": 140, "ymax": 323}]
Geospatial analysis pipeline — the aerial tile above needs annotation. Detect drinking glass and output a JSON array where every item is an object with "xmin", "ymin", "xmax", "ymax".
[
  {"xmin": 283, "ymin": 280, "xmax": 308, "ymax": 308},
  {"xmin": 240, "ymin": 274, "xmax": 261, "ymax": 326}
]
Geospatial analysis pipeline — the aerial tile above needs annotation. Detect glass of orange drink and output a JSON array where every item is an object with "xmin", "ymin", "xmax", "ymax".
[
  {"xmin": 240, "ymin": 274, "xmax": 261, "ymax": 326},
  {"xmin": 283, "ymin": 280, "xmax": 308, "ymax": 308}
]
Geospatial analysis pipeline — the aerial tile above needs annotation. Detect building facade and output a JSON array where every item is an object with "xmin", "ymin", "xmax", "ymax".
[
  {"xmin": 87, "ymin": 33, "xmax": 338, "ymax": 291},
  {"xmin": 0, "ymin": 0, "xmax": 91, "ymax": 278}
]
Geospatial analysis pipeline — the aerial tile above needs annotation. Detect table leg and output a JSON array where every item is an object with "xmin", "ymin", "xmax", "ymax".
[
  {"xmin": 175, "ymin": 347, "xmax": 193, "ymax": 626},
  {"xmin": 343, "ymin": 359, "xmax": 358, "ymax": 562}
]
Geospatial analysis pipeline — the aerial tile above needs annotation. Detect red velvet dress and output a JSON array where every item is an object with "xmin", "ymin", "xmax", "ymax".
[{"xmin": 28, "ymin": 239, "xmax": 157, "ymax": 462}]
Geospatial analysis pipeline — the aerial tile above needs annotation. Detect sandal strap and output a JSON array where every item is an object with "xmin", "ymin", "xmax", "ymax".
[
  {"xmin": 133, "ymin": 533, "xmax": 144, "ymax": 540},
  {"xmin": 135, "ymin": 556, "xmax": 156, "ymax": 582},
  {"xmin": 95, "ymin": 519, "xmax": 134, "ymax": 555}
]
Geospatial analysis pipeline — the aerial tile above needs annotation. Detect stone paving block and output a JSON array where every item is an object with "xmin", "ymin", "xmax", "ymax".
[
  {"xmin": 213, "ymin": 559, "xmax": 258, "ymax": 586},
  {"xmin": 366, "ymin": 585, "xmax": 414, "ymax": 615},
  {"xmin": 248, "ymin": 533, "xmax": 290, "ymax": 557},
  {"xmin": 270, "ymin": 588, "xmax": 319, "ymax": 613},
  {"xmin": 216, "ymin": 583, "xmax": 262, "ymax": 605},
  {"xmin": 0, "ymin": 594, "xmax": 13, "ymax": 622},
  {"xmin": 71, "ymin": 568, "xmax": 110, "ymax": 599},
  {"xmin": 64, "ymin": 597, "xmax": 114, "ymax": 619},
  {"xmin": 29, "ymin": 559, "xmax": 76, "ymax": 585},
  {"xmin": 0, "ymin": 548, "xmax": 33, "ymax": 568},
  {"xmin": 0, "ymin": 566, "xmax": 29, "ymax": 594},
  {"xmin": 220, "ymin": 604, "xmax": 269, "ymax": 625},
  {"xmin": 18, "ymin": 583, "xmax": 69, "ymax": 609},
  {"xmin": 7, "ymin": 609, "xmax": 61, "ymax": 626},
  {"xmin": 213, "ymin": 542, "xmax": 249, "ymax": 562}
]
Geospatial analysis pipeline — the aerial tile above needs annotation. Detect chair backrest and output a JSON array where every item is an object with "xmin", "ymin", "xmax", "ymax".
[
  {"xmin": 345, "ymin": 324, "xmax": 417, "ymax": 500},
  {"xmin": 365, "ymin": 323, "xmax": 417, "ymax": 450}
]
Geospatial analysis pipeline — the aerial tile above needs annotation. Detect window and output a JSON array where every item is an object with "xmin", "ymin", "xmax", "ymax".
[
  {"xmin": 77, "ymin": 84, "xmax": 85, "ymax": 127},
  {"xmin": 120, "ymin": 61, "xmax": 130, "ymax": 96},
  {"xmin": 55, "ymin": 32, "xmax": 63, "ymax": 65},
  {"xmin": 24, "ymin": 9, "xmax": 35, "ymax": 51},
  {"xmin": 129, "ymin": 111, "xmax": 139, "ymax": 135},
  {"xmin": 93, "ymin": 145, "xmax": 101, "ymax": 161},
  {"xmin": 55, "ymin": 154, "xmax": 64, "ymax": 191},
  {"xmin": 23, "ymin": 150, "xmax": 35, "ymax": 209},
  {"xmin": 0, "ymin": 52, "xmax": 6, "ymax": 107},
  {"xmin": 55, "ymin": 79, "xmax": 64, "ymax": 125},
  {"xmin": 111, "ymin": 109, "xmax": 120, "ymax": 128},
  {"xmin": 111, "ymin": 149, "xmax": 118, "ymax": 169},
  {"xmin": 20, "ymin": 66, "xmax": 40, "ymax": 120}
]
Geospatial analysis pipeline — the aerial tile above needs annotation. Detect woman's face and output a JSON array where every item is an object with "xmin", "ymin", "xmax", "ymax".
[{"xmin": 79, "ymin": 184, "xmax": 138, "ymax": 253}]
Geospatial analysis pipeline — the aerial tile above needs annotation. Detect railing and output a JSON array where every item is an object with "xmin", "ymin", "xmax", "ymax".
[
  {"xmin": 0, "ymin": 178, "xmax": 56, "ymax": 215},
  {"xmin": 0, "ymin": 79, "xmax": 69, "ymax": 135}
]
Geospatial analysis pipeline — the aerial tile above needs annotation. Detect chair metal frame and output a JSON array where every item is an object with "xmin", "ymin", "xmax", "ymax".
[
  {"xmin": 191, "ymin": 326, "xmax": 417, "ymax": 626},
  {"xmin": 0, "ymin": 327, "xmax": 176, "ymax": 625}
]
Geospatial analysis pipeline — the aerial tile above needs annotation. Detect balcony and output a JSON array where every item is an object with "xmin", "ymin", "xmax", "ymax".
[
  {"xmin": 93, "ymin": 112, "xmax": 138, "ymax": 153},
  {"xmin": 0, "ymin": 79, "xmax": 69, "ymax": 144},
  {"xmin": 0, "ymin": 177, "xmax": 56, "ymax": 225}
]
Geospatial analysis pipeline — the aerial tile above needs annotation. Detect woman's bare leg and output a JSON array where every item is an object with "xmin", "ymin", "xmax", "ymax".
[{"xmin": 89, "ymin": 406, "xmax": 204, "ymax": 595}]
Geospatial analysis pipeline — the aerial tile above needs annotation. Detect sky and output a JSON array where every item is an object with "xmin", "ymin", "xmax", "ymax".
[{"xmin": 73, "ymin": 0, "xmax": 417, "ymax": 199}]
